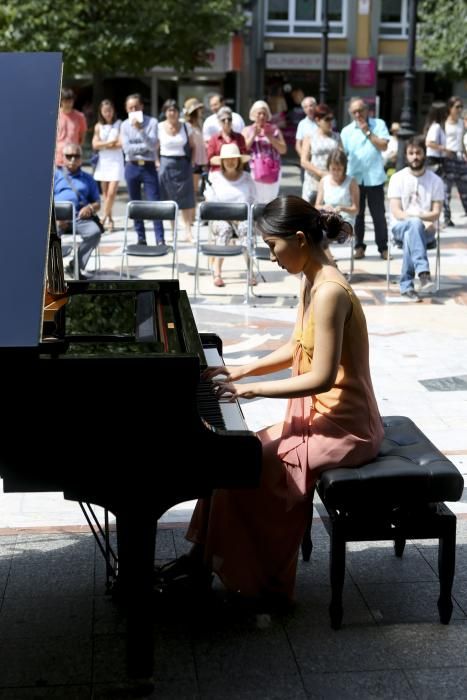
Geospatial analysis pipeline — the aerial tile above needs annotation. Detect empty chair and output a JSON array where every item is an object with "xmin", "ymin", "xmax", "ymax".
[
  {"xmin": 386, "ymin": 219, "xmax": 441, "ymax": 293},
  {"xmin": 120, "ymin": 200, "xmax": 179, "ymax": 279},
  {"xmin": 55, "ymin": 201, "xmax": 78, "ymax": 280},
  {"xmin": 193, "ymin": 201, "xmax": 251, "ymax": 300},
  {"xmin": 248, "ymin": 202, "xmax": 298, "ymax": 302}
]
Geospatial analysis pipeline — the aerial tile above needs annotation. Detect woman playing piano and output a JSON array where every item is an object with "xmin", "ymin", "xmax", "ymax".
[{"xmin": 157, "ymin": 195, "xmax": 384, "ymax": 608}]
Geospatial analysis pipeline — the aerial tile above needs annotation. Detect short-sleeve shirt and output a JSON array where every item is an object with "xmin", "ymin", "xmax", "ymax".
[
  {"xmin": 53, "ymin": 167, "xmax": 101, "ymax": 210},
  {"xmin": 295, "ymin": 116, "xmax": 317, "ymax": 141},
  {"xmin": 387, "ymin": 167, "xmax": 444, "ymax": 230},
  {"xmin": 55, "ymin": 110, "xmax": 87, "ymax": 166},
  {"xmin": 340, "ymin": 117, "xmax": 389, "ymax": 186}
]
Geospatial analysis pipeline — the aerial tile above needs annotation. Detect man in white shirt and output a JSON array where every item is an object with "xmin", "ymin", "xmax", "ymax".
[
  {"xmin": 295, "ymin": 96, "xmax": 317, "ymax": 159},
  {"xmin": 202, "ymin": 94, "xmax": 245, "ymax": 144},
  {"xmin": 388, "ymin": 135, "xmax": 444, "ymax": 302}
]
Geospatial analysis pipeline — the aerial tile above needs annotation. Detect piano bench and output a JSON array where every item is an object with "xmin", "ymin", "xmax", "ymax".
[{"xmin": 301, "ymin": 416, "xmax": 464, "ymax": 629}]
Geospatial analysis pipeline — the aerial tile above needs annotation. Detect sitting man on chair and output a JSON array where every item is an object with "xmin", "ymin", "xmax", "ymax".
[
  {"xmin": 387, "ymin": 135, "xmax": 444, "ymax": 302},
  {"xmin": 54, "ymin": 142, "xmax": 102, "ymax": 279}
]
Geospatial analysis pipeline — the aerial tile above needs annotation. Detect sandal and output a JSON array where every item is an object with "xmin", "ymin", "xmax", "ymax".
[
  {"xmin": 213, "ymin": 275, "xmax": 225, "ymax": 287},
  {"xmin": 154, "ymin": 555, "xmax": 212, "ymax": 592}
]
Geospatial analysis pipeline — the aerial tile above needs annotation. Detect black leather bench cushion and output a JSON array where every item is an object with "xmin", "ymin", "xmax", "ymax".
[{"xmin": 317, "ymin": 416, "xmax": 464, "ymax": 509}]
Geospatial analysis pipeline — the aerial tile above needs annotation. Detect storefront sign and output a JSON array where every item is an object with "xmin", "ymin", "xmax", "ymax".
[
  {"xmin": 349, "ymin": 57, "xmax": 376, "ymax": 87},
  {"xmin": 266, "ymin": 53, "xmax": 351, "ymax": 70},
  {"xmin": 378, "ymin": 55, "xmax": 425, "ymax": 72}
]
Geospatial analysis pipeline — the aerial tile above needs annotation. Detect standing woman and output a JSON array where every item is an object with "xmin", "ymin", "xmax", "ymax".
[
  {"xmin": 92, "ymin": 99, "xmax": 124, "ymax": 232},
  {"xmin": 243, "ymin": 100, "xmax": 287, "ymax": 203},
  {"xmin": 158, "ymin": 99, "xmax": 196, "ymax": 242},
  {"xmin": 424, "ymin": 101, "xmax": 448, "ymax": 178},
  {"xmin": 443, "ymin": 96, "xmax": 467, "ymax": 226},
  {"xmin": 183, "ymin": 98, "xmax": 208, "ymax": 197},
  {"xmin": 300, "ymin": 103, "xmax": 341, "ymax": 206},
  {"xmin": 155, "ymin": 196, "xmax": 384, "ymax": 606}
]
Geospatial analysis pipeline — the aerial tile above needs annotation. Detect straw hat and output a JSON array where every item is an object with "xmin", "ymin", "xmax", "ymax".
[
  {"xmin": 184, "ymin": 98, "xmax": 204, "ymax": 115},
  {"xmin": 210, "ymin": 143, "xmax": 251, "ymax": 166}
]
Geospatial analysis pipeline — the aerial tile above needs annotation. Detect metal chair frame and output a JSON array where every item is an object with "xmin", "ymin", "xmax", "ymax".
[
  {"xmin": 193, "ymin": 201, "xmax": 251, "ymax": 302},
  {"xmin": 248, "ymin": 202, "xmax": 299, "ymax": 303},
  {"xmin": 54, "ymin": 201, "xmax": 78, "ymax": 280},
  {"xmin": 386, "ymin": 218, "xmax": 441, "ymax": 292},
  {"xmin": 120, "ymin": 200, "xmax": 179, "ymax": 279}
]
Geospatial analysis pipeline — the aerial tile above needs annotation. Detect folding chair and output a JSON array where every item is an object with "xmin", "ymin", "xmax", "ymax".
[
  {"xmin": 54, "ymin": 201, "xmax": 78, "ymax": 280},
  {"xmin": 193, "ymin": 201, "xmax": 251, "ymax": 301},
  {"xmin": 120, "ymin": 200, "xmax": 179, "ymax": 279},
  {"xmin": 386, "ymin": 219, "xmax": 441, "ymax": 292},
  {"xmin": 248, "ymin": 202, "xmax": 299, "ymax": 302}
]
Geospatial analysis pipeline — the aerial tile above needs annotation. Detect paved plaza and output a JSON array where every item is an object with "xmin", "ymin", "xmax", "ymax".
[{"xmin": 1, "ymin": 166, "xmax": 467, "ymax": 697}]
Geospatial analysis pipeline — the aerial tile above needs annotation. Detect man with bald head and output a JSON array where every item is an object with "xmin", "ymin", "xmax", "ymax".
[{"xmin": 340, "ymin": 97, "xmax": 390, "ymax": 259}]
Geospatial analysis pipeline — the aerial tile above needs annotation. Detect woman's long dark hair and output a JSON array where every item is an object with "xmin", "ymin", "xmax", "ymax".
[
  {"xmin": 257, "ymin": 195, "xmax": 352, "ymax": 246},
  {"xmin": 97, "ymin": 99, "xmax": 117, "ymax": 125},
  {"xmin": 423, "ymin": 101, "xmax": 447, "ymax": 135}
]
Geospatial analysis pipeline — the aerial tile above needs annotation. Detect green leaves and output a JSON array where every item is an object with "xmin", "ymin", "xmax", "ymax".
[
  {"xmin": 417, "ymin": 0, "xmax": 467, "ymax": 80},
  {"xmin": 0, "ymin": 0, "xmax": 244, "ymax": 77}
]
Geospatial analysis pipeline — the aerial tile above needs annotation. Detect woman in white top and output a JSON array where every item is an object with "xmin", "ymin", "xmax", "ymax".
[
  {"xmin": 424, "ymin": 102, "xmax": 448, "ymax": 177},
  {"xmin": 442, "ymin": 96, "xmax": 467, "ymax": 225},
  {"xmin": 315, "ymin": 149, "xmax": 359, "ymax": 228},
  {"xmin": 158, "ymin": 99, "xmax": 196, "ymax": 241},
  {"xmin": 205, "ymin": 143, "xmax": 256, "ymax": 287},
  {"xmin": 300, "ymin": 103, "xmax": 341, "ymax": 205},
  {"xmin": 92, "ymin": 100, "xmax": 124, "ymax": 231}
]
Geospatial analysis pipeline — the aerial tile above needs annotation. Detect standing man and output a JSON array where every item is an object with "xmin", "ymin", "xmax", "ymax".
[
  {"xmin": 202, "ymin": 94, "xmax": 245, "ymax": 144},
  {"xmin": 295, "ymin": 96, "xmax": 317, "ymax": 159},
  {"xmin": 55, "ymin": 88, "xmax": 87, "ymax": 167},
  {"xmin": 387, "ymin": 136, "xmax": 444, "ymax": 302},
  {"xmin": 340, "ymin": 97, "xmax": 390, "ymax": 259},
  {"xmin": 120, "ymin": 93, "xmax": 165, "ymax": 245},
  {"xmin": 54, "ymin": 143, "xmax": 102, "ymax": 280}
]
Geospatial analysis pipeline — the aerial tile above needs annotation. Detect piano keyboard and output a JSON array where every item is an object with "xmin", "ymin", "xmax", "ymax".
[{"xmin": 198, "ymin": 347, "xmax": 250, "ymax": 432}]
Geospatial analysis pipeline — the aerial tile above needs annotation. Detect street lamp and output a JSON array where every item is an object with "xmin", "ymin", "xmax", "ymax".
[
  {"xmin": 319, "ymin": 0, "xmax": 329, "ymax": 104},
  {"xmin": 396, "ymin": 0, "xmax": 418, "ymax": 170}
]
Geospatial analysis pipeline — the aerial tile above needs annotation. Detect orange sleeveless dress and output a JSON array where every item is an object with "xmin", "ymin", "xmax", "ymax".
[{"xmin": 187, "ymin": 279, "xmax": 383, "ymax": 600}]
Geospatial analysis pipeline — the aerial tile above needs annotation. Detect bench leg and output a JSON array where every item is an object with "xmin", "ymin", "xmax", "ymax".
[
  {"xmin": 329, "ymin": 519, "xmax": 346, "ymax": 629},
  {"xmin": 437, "ymin": 508, "xmax": 457, "ymax": 624},
  {"xmin": 301, "ymin": 509, "xmax": 314, "ymax": 562},
  {"xmin": 394, "ymin": 533, "xmax": 406, "ymax": 558}
]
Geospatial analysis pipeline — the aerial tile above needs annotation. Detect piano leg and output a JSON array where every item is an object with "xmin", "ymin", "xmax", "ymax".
[{"xmin": 115, "ymin": 508, "xmax": 157, "ymax": 682}]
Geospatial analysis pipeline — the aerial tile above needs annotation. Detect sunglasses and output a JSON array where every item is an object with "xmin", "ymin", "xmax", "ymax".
[
  {"xmin": 454, "ymin": 104, "xmax": 463, "ymax": 109},
  {"xmin": 220, "ymin": 118, "xmax": 232, "ymax": 122},
  {"xmin": 64, "ymin": 153, "xmax": 81, "ymax": 159}
]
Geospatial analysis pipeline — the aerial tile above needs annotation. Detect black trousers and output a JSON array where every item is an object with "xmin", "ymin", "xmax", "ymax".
[{"xmin": 354, "ymin": 184, "xmax": 388, "ymax": 253}]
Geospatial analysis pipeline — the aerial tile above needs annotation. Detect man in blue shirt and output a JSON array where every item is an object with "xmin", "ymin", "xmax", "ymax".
[
  {"xmin": 54, "ymin": 143, "xmax": 102, "ymax": 279},
  {"xmin": 340, "ymin": 98, "xmax": 390, "ymax": 259}
]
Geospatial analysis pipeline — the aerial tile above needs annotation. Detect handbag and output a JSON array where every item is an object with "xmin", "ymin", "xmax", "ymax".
[
  {"xmin": 183, "ymin": 123, "xmax": 192, "ymax": 160},
  {"xmin": 251, "ymin": 130, "xmax": 281, "ymax": 183}
]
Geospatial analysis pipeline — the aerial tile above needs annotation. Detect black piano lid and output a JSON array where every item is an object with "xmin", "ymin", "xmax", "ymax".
[{"xmin": 0, "ymin": 52, "xmax": 62, "ymax": 348}]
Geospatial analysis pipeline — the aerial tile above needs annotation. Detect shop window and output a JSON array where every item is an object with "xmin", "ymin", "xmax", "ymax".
[
  {"xmin": 266, "ymin": 0, "xmax": 345, "ymax": 36},
  {"xmin": 380, "ymin": 0, "xmax": 409, "ymax": 37}
]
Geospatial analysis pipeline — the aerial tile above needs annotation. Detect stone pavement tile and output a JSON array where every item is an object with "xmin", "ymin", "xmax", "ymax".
[
  {"xmin": 301, "ymin": 670, "xmax": 416, "ymax": 699},
  {"xmin": 93, "ymin": 626, "xmax": 197, "ymax": 685},
  {"xmin": 405, "ymin": 667, "xmax": 467, "ymax": 700},
  {"xmin": 0, "ymin": 595, "xmax": 93, "ymax": 640},
  {"xmin": 345, "ymin": 542, "xmax": 438, "ymax": 584},
  {"xmin": 198, "ymin": 673, "xmax": 307, "ymax": 699},
  {"xmin": 284, "ymin": 624, "xmax": 394, "ymax": 674},
  {"xmin": 0, "ymin": 687, "xmax": 91, "ymax": 699},
  {"xmin": 359, "ymin": 581, "xmax": 466, "ymax": 624},
  {"xmin": 383, "ymin": 620, "xmax": 467, "ymax": 669},
  {"xmin": 92, "ymin": 594, "xmax": 127, "ymax": 636},
  {"xmin": 5, "ymin": 558, "xmax": 94, "ymax": 598},
  {"xmin": 92, "ymin": 679, "xmax": 197, "ymax": 699},
  {"xmin": 289, "ymin": 582, "xmax": 374, "ymax": 627},
  {"xmin": 0, "ymin": 634, "xmax": 92, "ymax": 686},
  {"xmin": 193, "ymin": 617, "xmax": 298, "ymax": 681}
]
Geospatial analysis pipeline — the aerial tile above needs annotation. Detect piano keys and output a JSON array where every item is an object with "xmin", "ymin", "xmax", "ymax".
[{"xmin": 0, "ymin": 53, "xmax": 262, "ymax": 683}]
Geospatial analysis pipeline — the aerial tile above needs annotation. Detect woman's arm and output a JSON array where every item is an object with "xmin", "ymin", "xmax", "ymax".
[
  {"xmin": 300, "ymin": 136, "xmax": 325, "ymax": 178},
  {"xmin": 203, "ymin": 337, "xmax": 296, "ymax": 383},
  {"xmin": 314, "ymin": 178, "xmax": 326, "ymax": 209},
  {"xmin": 216, "ymin": 283, "xmax": 350, "ymax": 400},
  {"xmin": 243, "ymin": 125, "xmax": 257, "ymax": 150},
  {"xmin": 267, "ymin": 125, "xmax": 287, "ymax": 155}
]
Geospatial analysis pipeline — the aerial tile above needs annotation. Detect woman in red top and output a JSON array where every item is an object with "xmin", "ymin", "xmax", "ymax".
[{"xmin": 206, "ymin": 106, "xmax": 248, "ymax": 172}]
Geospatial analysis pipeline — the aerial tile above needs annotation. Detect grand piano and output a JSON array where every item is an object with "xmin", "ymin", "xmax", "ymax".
[{"xmin": 0, "ymin": 52, "xmax": 262, "ymax": 681}]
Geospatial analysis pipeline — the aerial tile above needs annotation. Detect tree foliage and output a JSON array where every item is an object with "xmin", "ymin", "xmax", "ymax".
[
  {"xmin": 0, "ymin": 0, "xmax": 244, "ymax": 76},
  {"xmin": 417, "ymin": 0, "xmax": 467, "ymax": 80}
]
